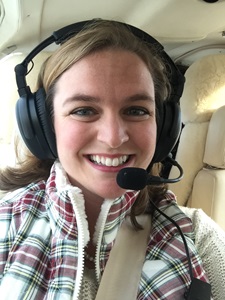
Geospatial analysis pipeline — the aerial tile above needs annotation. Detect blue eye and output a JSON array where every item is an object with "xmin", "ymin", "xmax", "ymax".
[
  {"xmin": 71, "ymin": 107, "xmax": 97, "ymax": 116},
  {"xmin": 125, "ymin": 107, "xmax": 150, "ymax": 116}
]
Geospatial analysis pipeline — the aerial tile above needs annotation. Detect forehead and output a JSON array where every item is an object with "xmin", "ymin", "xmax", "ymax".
[
  {"xmin": 57, "ymin": 48, "xmax": 154, "ymax": 87},
  {"xmin": 53, "ymin": 49, "xmax": 155, "ymax": 106}
]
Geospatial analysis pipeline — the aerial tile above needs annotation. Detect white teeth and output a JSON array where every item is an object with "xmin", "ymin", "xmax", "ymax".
[
  {"xmin": 112, "ymin": 158, "xmax": 119, "ymax": 167},
  {"xmin": 96, "ymin": 155, "xmax": 101, "ymax": 164},
  {"xmin": 90, "ymin": 155, "xmax": 129, "ymax": 167},
  {"xmin": 105, "ymin": 158, "xmax": 112, "ymax": 166}
]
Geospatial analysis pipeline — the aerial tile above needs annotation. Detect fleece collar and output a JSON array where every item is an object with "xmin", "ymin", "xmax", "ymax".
[{"xmin": 45, "ymin": 161, "xmax": 139, "ymax": 246}]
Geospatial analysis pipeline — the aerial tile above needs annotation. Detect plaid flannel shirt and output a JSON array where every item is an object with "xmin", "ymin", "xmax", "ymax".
[{"xmin": 0, "ymin": 161, "xmax": 209, "ymax": 299}]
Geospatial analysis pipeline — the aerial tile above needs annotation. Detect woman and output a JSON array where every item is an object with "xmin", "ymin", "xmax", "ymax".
[{"xmin": 0, "ymin": 20, "xmax": 209, "ymax": 299}]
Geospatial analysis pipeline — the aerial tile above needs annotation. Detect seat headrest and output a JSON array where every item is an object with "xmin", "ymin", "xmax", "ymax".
[
  {"xmin": 180, "ymin": 54, "xmax": 225, "ymax": 124},
  {"xmin": 203, "ymin": 105, "xmax": 225, "ymax": 168}
]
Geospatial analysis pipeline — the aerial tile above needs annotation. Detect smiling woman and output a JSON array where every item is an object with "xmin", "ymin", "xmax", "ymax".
[
  {"xmin": 52, "ymin": 49, "xmax": 156, "ymax": 200},
  {"xmin": 0, "ymin": 19, "xmax": 211, "ymax": 300}
]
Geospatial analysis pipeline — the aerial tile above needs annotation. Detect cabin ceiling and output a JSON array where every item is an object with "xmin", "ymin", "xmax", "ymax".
[{"xmin": 1, "ymin": 0, "xmax": 225, "ymax": 65}]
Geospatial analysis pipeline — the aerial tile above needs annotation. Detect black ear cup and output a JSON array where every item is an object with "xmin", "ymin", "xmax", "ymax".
[
  {"xmin": 16, "ymin": 88, "xmax": 57, "ymax": 159},
  {"xmin": 153, "ymin": 100, "xmax": 181, "ymax": 163}
]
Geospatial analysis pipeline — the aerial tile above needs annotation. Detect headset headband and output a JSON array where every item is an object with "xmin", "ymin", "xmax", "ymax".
[{"xmin": 15, "ymin": 20, "xmax": 184, "ymax": 100}]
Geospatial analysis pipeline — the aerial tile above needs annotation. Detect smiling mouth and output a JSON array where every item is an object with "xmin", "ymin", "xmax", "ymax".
[{"xmin": 89, "ymin": 155, "xmax": 130, "ymax": 167}]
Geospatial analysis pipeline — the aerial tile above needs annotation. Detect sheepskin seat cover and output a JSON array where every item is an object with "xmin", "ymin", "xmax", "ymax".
[{"xmin": 169, "ymin": 54, "xmax": 225, "ymax": 208}]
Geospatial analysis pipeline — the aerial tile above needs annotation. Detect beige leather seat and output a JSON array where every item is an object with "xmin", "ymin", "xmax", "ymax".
[
  {"xmin": 191, "ymin": 105, "xmax": 225, "ymax": 229},
  {"xmin": 169, "ymin": 54, "xmax": 225, "ymax": 230}
]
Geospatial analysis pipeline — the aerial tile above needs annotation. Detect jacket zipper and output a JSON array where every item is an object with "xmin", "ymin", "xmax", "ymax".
[
  {"xmin": 94, "ymin": 199, "xmax": 114, "ymax": 283},
  {"xmin": 69, "ymin": 190, "xmax": 90, "ymax": 300}
]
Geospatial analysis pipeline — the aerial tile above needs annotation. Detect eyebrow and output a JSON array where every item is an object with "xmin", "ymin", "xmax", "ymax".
[
  {"xmin": 62, "ymin": 94, "xmax": 99, "ymax": 107},
  {"xmin": 125, "ymin": 93, "xmax": 155, "ymax": 103},
  {"xmin": 62, "ymin": 92, "xmax": 155, "ymax": 106}
]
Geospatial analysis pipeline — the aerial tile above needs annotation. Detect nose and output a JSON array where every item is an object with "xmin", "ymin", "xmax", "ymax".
[{"xmin": 97, "ymin": 115, "xmax": 129, "ymax": 148}]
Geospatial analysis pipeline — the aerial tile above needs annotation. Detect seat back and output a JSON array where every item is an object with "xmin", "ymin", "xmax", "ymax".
[
  {"xmin": 169, "ymin": 54, "xmax": 225, "ymax": 228},
  {"xmin": 190, "ymin": 105, "xmax": 225, "ymax": 230}
]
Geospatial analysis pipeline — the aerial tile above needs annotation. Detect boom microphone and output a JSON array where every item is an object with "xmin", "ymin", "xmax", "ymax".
[{"xmin": 116, "ymin": 155, "xmax": 183, "ymax": 190}]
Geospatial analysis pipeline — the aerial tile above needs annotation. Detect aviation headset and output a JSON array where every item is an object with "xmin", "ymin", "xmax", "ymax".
[{"xmin": 15, "ymin": 19, "xmax": 185, "ymax": 162}]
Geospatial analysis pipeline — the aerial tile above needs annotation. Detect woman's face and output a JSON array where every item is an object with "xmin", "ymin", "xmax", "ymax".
[{"xmin": 53, "ymin": 49, "xmax": 157, "ymax": 200}]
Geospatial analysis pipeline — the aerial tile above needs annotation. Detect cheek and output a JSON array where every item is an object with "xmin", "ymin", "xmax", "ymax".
[
  {"xmin": 143, "ymin": 127, "xmax": 157, "ymax": 153},
  {"xmin": 136, "ymin": 122, "xmax": 157, "ymax": 164},
  {"xmin": 54, "ymin": 120, "xmax": 88, "ymax": 153},
  {"xmin": 137, "ymin": 121, "xmax": 156, "ymax": 147}
]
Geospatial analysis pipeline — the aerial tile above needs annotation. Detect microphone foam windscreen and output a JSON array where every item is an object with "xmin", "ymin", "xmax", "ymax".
[{"xmin": 116, "ymin": 167, "xmax": 148, "ymax": 190}]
